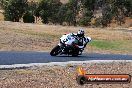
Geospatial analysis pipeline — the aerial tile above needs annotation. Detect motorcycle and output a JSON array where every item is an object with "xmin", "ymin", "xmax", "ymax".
[{"xmin": 50, "ymin": 33, "xmax": 91, "ymax": 56}]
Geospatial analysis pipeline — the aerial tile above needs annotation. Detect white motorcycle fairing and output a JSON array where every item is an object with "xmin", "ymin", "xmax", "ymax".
[{"xmin": 59, "ymin": 34, "xmax": 85, "ymax": 49}]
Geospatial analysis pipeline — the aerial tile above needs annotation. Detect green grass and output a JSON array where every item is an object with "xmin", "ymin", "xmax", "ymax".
[{"xmin": 90, "ymin": 40, "xmax": 132, "ymax": 53}]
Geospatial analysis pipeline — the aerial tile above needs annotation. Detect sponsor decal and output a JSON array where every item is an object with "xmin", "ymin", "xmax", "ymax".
[{"xmin": 76, "ymin": 67, "xmax": 131, "ymax": 85}]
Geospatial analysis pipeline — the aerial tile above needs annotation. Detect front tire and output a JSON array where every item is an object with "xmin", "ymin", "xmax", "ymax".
[{"xmin": 50, "ymin": 45, "xmax": 61, "ymax": 56}]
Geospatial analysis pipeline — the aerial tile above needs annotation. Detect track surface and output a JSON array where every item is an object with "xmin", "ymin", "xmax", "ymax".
[{"xmin": 0, "ymin": 52, "xmax": 132, "ymax": 65}]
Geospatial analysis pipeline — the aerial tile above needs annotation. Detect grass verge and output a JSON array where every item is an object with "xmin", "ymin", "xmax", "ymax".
[{"xmin": 89, "ymin": 40, "xmax": 132, "ymax": 54}]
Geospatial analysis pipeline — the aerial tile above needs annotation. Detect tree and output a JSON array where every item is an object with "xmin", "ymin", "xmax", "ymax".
[
  {"xmin": 49, "ymin": 0, "xmax": 62, "ymax": 24},
  {"xmin": 65, "ymin": 8, "xmax": 75, "ymax": 25},
  {"xmin": 36, "ymin": 0, "xmax": 62, "ymax": 24},
  {"xmin": 78, "ymin": 16, "xmax": 91, "ymax": 26},
  {"xmin": 66, "ymin": 0, "xmax": 78, "ymax": 26},
  {"xmin": 57, "ymin": 4, "xmax": 68, "ymax": 25},
  {"xmin": 77, "ymin": 0, "xmax": 95, "ymax": 26},
  {"xmin": 37, "ymin": 0, "xmax": 51, "ymax": 24},
  {"xmin": 81, "ymin": 0, "xmax": 95, "ymax": 11},
  {"xmin": 0, "ymin": 0, "xmax": 9, "ymax": 9},
  {"xmin": 78, "ymin": 8, "xmax": 93, "ymax": 26},
  {"xmin": 28, "ymin": 1, "xmax": 38, "ymax": 16},
  {"xmin": 124, "ymin": 0, "xmax": 131, "ymax": 17},
  {"xmin": 111, "ymin": 0, "xmax": 127, "ymax": 25},
  {"xmin": 101, "ymin": 3, "xmax": 113, "ymax": 27},
  {"xmin": 23, "ymin": 1, "xmax": 38, "ymax": 23},
  {"xmin": 4, "ymin": 0, "xmax": 28, "ymax": 22},
  {"xmin": 23, "ymin": 11, "xmax": 35, "ymax": 23},
  {"xmin": 0, "ymin": 0, "xmax": 4, "ymax": 9}
]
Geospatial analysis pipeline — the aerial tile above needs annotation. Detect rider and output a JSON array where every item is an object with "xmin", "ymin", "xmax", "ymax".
[{"xmin": 70, "ymin": 28, "xmax": 91, "ymax": 49}]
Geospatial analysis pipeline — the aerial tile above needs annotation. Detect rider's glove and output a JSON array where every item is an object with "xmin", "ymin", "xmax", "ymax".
[{"xmin": 86, "ymin": 37, "xmax": 91, "ymax": 43}]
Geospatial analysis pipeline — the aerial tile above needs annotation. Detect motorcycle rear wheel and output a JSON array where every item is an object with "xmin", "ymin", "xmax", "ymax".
[{"xmin": 50, "ymin": 45, "xmax": 61, "ymax": 56}]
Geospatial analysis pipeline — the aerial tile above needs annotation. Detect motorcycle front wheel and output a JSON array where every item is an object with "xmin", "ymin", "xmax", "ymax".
[{"xmin": 50, "ymin": 45, "xmax": 61, "ymax": 56}]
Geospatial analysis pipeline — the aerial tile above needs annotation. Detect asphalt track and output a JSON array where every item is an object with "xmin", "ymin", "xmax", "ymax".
[{"xmin": 0, "ymin": 51, "xmax": 132, "ymax": 65}]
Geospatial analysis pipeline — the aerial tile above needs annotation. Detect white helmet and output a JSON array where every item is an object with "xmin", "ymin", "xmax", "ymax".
[{"xmin": 77, "ymin": 29, "xmax": 85, "ymax": 37}]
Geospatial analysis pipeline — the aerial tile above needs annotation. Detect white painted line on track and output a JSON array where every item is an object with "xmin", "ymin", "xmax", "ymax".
[{"xmin": 0, "ymin": 60, "xmax": 132, "ymax": 69}]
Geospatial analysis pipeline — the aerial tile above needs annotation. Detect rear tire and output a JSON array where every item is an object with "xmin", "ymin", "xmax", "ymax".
[{"xmin": 50, "ymin": 45, "xmax": 61, "ymax": 56}]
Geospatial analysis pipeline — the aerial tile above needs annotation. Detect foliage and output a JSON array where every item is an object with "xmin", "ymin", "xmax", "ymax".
[
  {"xmin": 65, "ymin": 8, "xmax": 75, "ymax": 25},
  {"xmin": 0, "ymin": 0, "xmax": 9, "ymax": 9},
  {"xmin": 65, "ymin": 0, "xmax": 77, "ymax": 26},
  {"xmin": 94, "ymin": 17, "xmax": 102, "ymax": 27},
  {"xmin": 4, "ymin": 0, "xmax": 28, "ymax": 22},
  {"xmin": 78, "ymin": 16, "xmax": 91, "ymax": 26},
  {"xmin": 81, "ymin": 0, "xmax": 95, "ymax": 11},
  {"xmin": 35, "ymin": 0, "xmax": 61, "ymax": 24},
  {"xmin": 57, "ymin": 4, "xmax": 68, "ymax": 25},
  {"xmin": 78, "ymin": 0, "xmax": 95, "ymax": 26},
  {"xmin": 28, "ymin": 1, "xmax": 38, "ymax": 16},
  {"xmin": 23, "ymin": 11, "xmax": 35, "ymax": 23},
  {"xmin": 101, "ymin": 3, "xmax": 113, "ymax": 27}
]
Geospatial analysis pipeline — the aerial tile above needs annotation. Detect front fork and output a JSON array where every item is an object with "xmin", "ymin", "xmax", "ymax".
[{"xmin": 58, "ymin": 43, "xmax": 67, "ymax": 55}]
